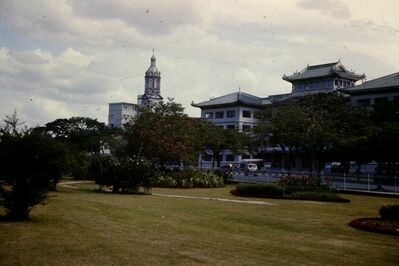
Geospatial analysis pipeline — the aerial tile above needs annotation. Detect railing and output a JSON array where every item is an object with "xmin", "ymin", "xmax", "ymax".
[{"xmin": 231, "ymin": 169, "xmax": 399, "ymax": 194}]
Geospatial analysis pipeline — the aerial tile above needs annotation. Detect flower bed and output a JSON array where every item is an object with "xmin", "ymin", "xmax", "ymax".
[
  {"xmin": 349, "ymin": 217, "xmax": 399, "ymax": 236},
  {"xmin": 231, "ymin": 181, "xmax": 350, "ymax": 203}
]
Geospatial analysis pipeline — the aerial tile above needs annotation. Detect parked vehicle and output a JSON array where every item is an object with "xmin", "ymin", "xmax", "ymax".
[{"xmin": 245, "ymin": 163, "xmax": 258, "ymax": 176}]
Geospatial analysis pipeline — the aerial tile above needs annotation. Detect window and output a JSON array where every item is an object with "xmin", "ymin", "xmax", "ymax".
[
  {"xmin": 335, "ymin": 79, "xmax": 339, "ymax": 86},
  {"xmin": 357, "ymin": 99, "xmax": 370, "ymax": 107},
  {"xmin": 242, "ymin": 154, "xmax": 250, "ymax": 160},
  {"xmin": 254, "ymin": 111, "xmax": 264, "ymax": 119},
  {"xmin": 242, "ymin": 124, "xmax": 251, "ymax": 131},
  {"xmin": 215, "ymin": 111, "xmax": 224, "ymax": 119},
  {"xmin": 226, "ymin": 110, "xmax": 235, "ymax": 118},
  {"xmin": 226, "ymin": 125, "xmax": 235, "ymax": 130},
  {"xmin": 374, "ymin": 97, "xmax": 389, "ymax": 105},
  {"xmin": 225, "ymin": 154, "xmax": 235, "ymax": 162},
  {"xmin": 322, "ymin": 80, "xmax": 328, "ymax": 88},
  {"xmin": 339, "ymin": 80, "xmax": 343, "ymax": 87},
  {"xmin": 203, "ymin": 154, "xmax": 212, "ymax": 161},
  {"xmin": 242, "ymin": 110, "xmax": 251, "ymax": 118},
  {"xmin": 310, "ymin": 80, "xmax": 316, "ymax": 89},
  {"xmin": 205, "ymin": 112, "xmax": 213, "ymax": 119}
]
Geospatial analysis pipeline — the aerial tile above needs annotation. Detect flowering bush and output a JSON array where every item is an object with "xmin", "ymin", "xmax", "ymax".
[
  {"xmin": 274, "ymin": 175, "xmax": 336, "ymax": 193},
  {"xmin": 155, "ymin": 169, "xmax": 224, "ymax": 188}
]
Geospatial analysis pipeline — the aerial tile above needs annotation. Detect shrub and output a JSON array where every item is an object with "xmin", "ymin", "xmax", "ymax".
[
  {"xmin": 379, "ymin": 204, "xmax": 399, "ymax": 220},
  {"xmin": 0, "ymin": 131, "xmax": 67, "ymax": 220},
  {"xmin": 155, "ymin": 169, "xmax": 224, "ymax": 188},
  {"xmin": 288, "ymin": 191, "xmax": 350, "ymax": 202},
  {"xmin": 90, "ymin": 155, "xmax": 156, "ymax": 194},
  {"xmin": 213, "ymin": 169, "xmax": 233, "ymax": 184},
  {"xmin": 234, "ymin": 184, "xmax": 283, "ymax": 197},
  {"xmin": 231, "ymin": 183, "xmax": 349, "ymax": 202},
  {"xmin": 69, "ymin": 151, "xmax": 91, "ymax": 180}
]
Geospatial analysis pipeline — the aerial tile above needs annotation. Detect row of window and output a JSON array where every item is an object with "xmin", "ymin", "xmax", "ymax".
[
  {"xmin": 202, "ymin": 154, "xmax": 251, "ymax": 162},
  {"xmin": 205, "ymin": 110, "xmax": 253, "ymax": 119},
  {"xmin": 216, "ymin": 124, "xmax": 255, "ymax": 131},
  {"xmin": 357, "ymin": 96, "xmax": 399, "ymax": 107},
  {"xmin": 293, "ymin": 79, "xmax": 355, "ymax": 91}
]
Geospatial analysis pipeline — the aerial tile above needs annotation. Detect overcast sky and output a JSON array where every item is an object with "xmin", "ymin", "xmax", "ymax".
[{"xmin": 1, "ymin": 0, "xmax": 399, "ymax": 126}]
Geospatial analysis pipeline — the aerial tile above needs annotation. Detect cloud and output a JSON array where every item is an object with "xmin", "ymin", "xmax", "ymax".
[
  {"xmin": 0, "ymin": 0, "xmax": 398, "ymax": 126},
  {"xmin": 70, "ymin": 0, "xmax": 202, "ymax": 35},
  {"xmin": 297, "ymin": 0, "xmax": 351, "ymax": 18}
]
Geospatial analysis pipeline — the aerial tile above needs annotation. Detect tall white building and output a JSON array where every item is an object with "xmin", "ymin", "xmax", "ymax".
[{"xmin": 108, "ymin": 53, "xmax": 163, "ymax": 128}]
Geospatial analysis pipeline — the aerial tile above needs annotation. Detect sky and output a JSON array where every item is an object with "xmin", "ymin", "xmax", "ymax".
[{"xmin": 1, "ymin": 0, "xmax": 399, "ymax": 126}]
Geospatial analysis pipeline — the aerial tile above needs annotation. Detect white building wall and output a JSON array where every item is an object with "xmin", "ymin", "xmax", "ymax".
[
  {"xmin": 108, "ymin": 103, "xmax": 138, "ymax": 128},
  {"xmin": 199, "ymin": 105, "xmax": 263, "ymax": 168}
]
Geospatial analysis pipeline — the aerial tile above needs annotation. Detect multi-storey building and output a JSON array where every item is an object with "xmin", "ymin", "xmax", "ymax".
[
  {"xmin": 282, "ymin": 61, "xmax": 365, "ymax": 96},
  {"xmin": 192, "ymin": 61, "xmax": 367, "ymax": 168},
  {"xmin": 108, "ymin": 102, "xmax": 138, "ymax": 129},
  {"xmin": 192, "ymin": 91, "xmax": 268, "ymax": 167},
  {"xmin": 340, "ymin": 72, "xmax": 399, "ymax": 106}
]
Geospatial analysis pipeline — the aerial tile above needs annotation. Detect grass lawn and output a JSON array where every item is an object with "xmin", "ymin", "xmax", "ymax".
[{"xmin": 0, "ymin": 181, "xmax": 398, "ymax": 265}]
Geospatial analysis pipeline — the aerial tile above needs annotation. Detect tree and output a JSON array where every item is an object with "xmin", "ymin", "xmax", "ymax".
[
  {"xmin": 267, "ymin": 94, "xmax": 338, "ymax": 174},
  {"xmin": 38, "ymin": 117, "xmax": 111, "ymax": 179},
  {"xmin": 123, "ymin": 100, "xmax": 197, "ymax": 168},
  {"xmin": 198, "ymin": 120, "xmax": 250, "ymax": 168},
  {"xmin": 0, "ymin": 114, "xmax": 67, "ymax": 220},
  {"xmin": 42, "ymin": 117, "xmax": 110, "ymax": 153}
]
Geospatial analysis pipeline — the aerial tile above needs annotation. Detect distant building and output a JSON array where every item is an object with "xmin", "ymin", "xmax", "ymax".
[
  {"xmin": 282, "ymin": 61, "xmax": 365, "ymax": 96},
  {"xmin": 137, "ymin": 54, "xmax": 163, "ymax": 107},
  {"xmin": 192, "ymin": 61, "xmax": 368, "ymax": 168},
  {"xmin": 192, "ymin": 91, "xmax": 268, "ymax": 167},
  {"xmin": 340, "ymin": 72, "xmax": 399, "ymax": 106},
  {"xmin": 108, "ymin": 102, "xmax": 137, "ymax": 129},
  {"xmin": 192, "ymin": 91, "xmax": 267, "ymax": 131},
  {"xmin": 108, "ymin": 52, "xmax": 163, "ymax": 128}
]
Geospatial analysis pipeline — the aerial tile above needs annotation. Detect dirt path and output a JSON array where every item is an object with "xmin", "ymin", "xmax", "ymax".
[{"xmin": 58, "ymin": 181, "xmax": 276, "ymax": 206}]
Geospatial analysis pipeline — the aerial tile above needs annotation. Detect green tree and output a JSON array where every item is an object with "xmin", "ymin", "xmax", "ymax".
[
  {"xmin": 38, "ymin": 117, "xmax": 111, "ymax": 179},
  {"xmin": 124, "ymin": 101, "xmax": 195, "ymax": 168},
  {"xmin": 0, "ymin": 113, "xmax": 67, "ymax": 220},
  {"xmin": 198, "ymin": 120, "xmax": 250, "ymax": 168}
]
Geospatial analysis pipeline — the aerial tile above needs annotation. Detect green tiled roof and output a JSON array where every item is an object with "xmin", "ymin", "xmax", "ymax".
[{"xmin": 192, "ymin": 91, "xmax": 264, "ymax": 108}]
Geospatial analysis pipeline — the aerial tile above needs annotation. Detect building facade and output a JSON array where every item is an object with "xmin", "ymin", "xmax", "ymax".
[
  {"xmin": 108, "ymin": 102, "xmax": 138, "ymax": 129},
  {"xmin": 192, "ymin": 91, "xmax": 268, "ymax": 168},
  {"xmin": 340, "ymin": 72, "xmax": 399, "ymax": 106},
  {"xmin": 282, "ymin": 61, "xmax": 365, "ymax": 96},
  {"xmin": 192, "ymin": 61, "xmax": 368, "ymax": 168}
]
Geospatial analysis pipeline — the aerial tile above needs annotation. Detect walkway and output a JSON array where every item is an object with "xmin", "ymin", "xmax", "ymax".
[{"xmin": 58, "ymin": 181, "xmax": 276, "ymax": 206}]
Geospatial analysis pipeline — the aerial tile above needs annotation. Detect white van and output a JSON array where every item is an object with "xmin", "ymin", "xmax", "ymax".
[{"xmin": 245, "ymin": 163, "xmax": 258, "ymax": 176}]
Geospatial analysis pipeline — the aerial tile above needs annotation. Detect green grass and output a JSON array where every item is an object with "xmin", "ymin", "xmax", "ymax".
[{"xmin": 0, "ymin": 182, "xmax": 398, "ymax": 265}]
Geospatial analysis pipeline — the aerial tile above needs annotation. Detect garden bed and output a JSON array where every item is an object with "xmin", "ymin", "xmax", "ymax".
[
  {"xmin": 231, "ymin": 189, "xmax": 350, "ymax": 202},
  {"xmin": 231, "ymin": 182, "xmax": 350, "ymax": 203},
  {"xmin": 349, "ymin": 217, "xmax": 399, "ymax": 236}
]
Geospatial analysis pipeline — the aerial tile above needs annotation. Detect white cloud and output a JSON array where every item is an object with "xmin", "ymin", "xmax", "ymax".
[{"xmin": 0, "ymin": 0, "xmax": 399, "ymax": 125}]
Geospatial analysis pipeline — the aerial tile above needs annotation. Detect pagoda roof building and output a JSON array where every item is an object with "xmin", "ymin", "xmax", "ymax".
[
  {"xmin": 283, "ymin": 61, "xmax": 365, "ymax": 82},
  {"xmin": 282, "ymin": 61, "xmax": 366, "ymax": 96}
]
